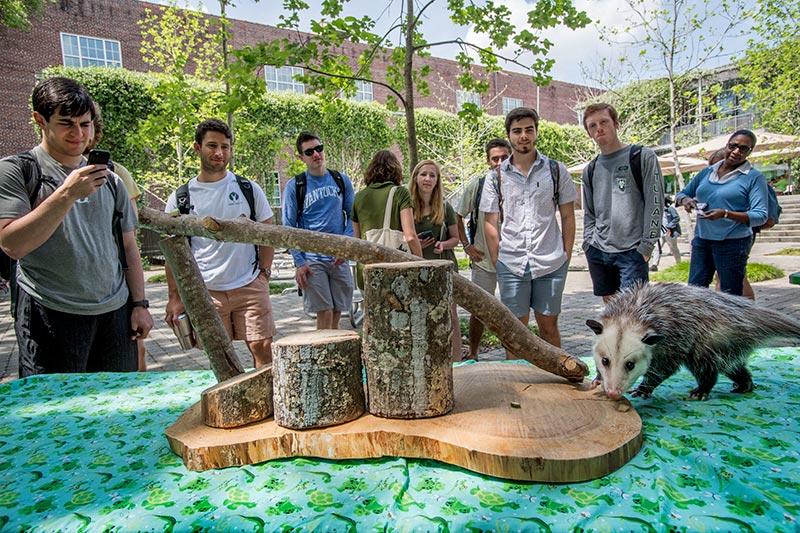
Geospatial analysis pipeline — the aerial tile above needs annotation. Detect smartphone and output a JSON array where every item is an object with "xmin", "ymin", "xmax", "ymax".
[
  {"xmin": 87, "ymin": 149, "xmax": 111, "ymax": 166},
  {"xmin": 417, "ymin": 230, "xmax": 434, "ymax": 240}
]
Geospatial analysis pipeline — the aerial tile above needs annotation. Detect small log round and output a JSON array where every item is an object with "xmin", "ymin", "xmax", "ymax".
[
  {"xmin": 362, "ymin": 260, "xmax": 454, "ymax": 419},
  {"xmin": 201, "ymin": 365, "xmax": 273, "ymax": 429},
  {"xmin": 272, "ymin": 330, "xmax": 365, "ymax": 429}
]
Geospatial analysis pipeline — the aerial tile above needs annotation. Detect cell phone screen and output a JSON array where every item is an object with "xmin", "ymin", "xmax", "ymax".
[{"xmin": 417, "ymin": 231, "xmax": 433, "ymax": 240}]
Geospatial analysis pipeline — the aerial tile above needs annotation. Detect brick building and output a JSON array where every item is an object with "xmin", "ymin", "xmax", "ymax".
[{"xmin": 0, "ymin": 0, "xmax": 594, "ymax": 157}]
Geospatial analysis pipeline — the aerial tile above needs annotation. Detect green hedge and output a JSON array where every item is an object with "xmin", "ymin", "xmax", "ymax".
[{"xmin": 41, "ymin": 66, "xmax": 597, "ymax": 197}]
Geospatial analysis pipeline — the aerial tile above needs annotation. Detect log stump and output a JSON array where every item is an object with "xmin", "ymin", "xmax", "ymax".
[
  {"xmin": 362, "ymin": 260, "xmax": 454, "ymax": 419},
  {"xmin": 272, "ymin": 330, "xmax": 365, "ymax": 429},
  {"xmin": 201, "ymin": 365, "xmax": 273, "ymax": 429}
]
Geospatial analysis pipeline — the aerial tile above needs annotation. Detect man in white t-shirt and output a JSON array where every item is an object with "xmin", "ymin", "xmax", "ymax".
[{"xmin": 164, "ymin": 119, "xmax": 276, "ymax": 367}]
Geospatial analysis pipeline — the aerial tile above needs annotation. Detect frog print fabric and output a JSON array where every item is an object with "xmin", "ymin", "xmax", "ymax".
[{"xmin": 0, "ymin": 348, "xmax": 797, "ymax": 531}]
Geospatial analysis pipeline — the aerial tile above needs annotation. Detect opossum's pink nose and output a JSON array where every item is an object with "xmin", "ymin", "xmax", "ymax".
[{"xmin": 606, "ymin": 389, "xmax": 623, "ymax": 400}]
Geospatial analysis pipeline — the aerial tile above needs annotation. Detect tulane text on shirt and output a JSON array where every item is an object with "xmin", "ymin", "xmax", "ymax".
[{"xmin": 305, "ymin": 185, "xmax": 341, "ymax": 209}]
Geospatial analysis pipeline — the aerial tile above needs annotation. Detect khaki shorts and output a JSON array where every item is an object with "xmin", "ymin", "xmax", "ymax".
[
  {"xmin": 208, "ymin": 274, "xmax": 277, "ymax": 341},
  {"xmin": 471, "ymin": 265, "xmax": 497, "ymax": 296}
]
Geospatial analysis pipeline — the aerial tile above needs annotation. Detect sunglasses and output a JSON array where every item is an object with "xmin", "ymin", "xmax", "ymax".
[
  {"xmin": 726, "ymin": 142, "xmax": 752, "ymax": 154},
  {"xmin": 302, "ymin": 144, "xmax": 324, "ymax": 157}
]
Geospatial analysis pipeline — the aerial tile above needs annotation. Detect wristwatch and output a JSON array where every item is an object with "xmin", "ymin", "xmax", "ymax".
[
  {"xmin": 130, "ymin": 299, "xmax": 150, "ymax": 309},
  {"xmin": 259, "ymin": 267, "xmax": 272, "ymax": 278}
]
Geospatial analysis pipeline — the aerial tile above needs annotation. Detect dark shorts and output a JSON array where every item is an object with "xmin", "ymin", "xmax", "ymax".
[
  {"xmin": 585, "ymin": 245, "xmax": 649, "ymax": 297},
  {"xmin": 688, "ymin": 235, "xmax": 751, "ymax": 297},
  {"xmin": 16, "ymin": 287, "xmax": 136, "ymax": 377}
]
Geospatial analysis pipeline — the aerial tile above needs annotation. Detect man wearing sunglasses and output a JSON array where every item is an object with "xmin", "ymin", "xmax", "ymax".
[{"xmin": 283, "ymin": 132, "xmax": 355, "ymax": 330}]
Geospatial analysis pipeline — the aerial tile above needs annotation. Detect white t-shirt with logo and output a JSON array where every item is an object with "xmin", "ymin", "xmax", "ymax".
[{"xmin": 165, "ymin": 172, "xmax": 273, "ymax": 291}]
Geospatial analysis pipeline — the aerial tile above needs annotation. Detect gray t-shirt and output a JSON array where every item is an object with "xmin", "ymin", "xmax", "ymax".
[
  {"xmin": 581, "ymin": 145, "xmax": 664, "ymax": 257},
  {"xmin": 456, "ymin": 174, "xmax": 494, "ymax": 274},
  {"xmin": 0, "ymin": 145, "xmax": 136, "ymax": 314}
]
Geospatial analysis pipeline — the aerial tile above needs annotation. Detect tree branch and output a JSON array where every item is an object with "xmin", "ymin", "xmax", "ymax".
[
  {"xmin": 414, "ymin": 38, "xmax": 529, "ymax": 70},
  {"xmin": 301, "ymin": 64, "xmax": 407, "ymax": 108}
]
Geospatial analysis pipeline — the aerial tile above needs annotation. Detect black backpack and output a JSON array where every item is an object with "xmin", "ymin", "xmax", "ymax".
[
  {"xmin": 585, "ymin": 144, "xmax": 644, "ymax": 200},
  {"xmin": 293, "ymin": 169, "xmax": 347, "ymax": 225},
  {"xmin": 490, "ymin": 158, "xmax": 562, "ymax": 225},
  {"xmin": 175, "ymin": 174, "xmax": 260, "ymax": 272},
  {"xmin": 3, "ymin": 150, "xmax": 127, "ymax": 270}
]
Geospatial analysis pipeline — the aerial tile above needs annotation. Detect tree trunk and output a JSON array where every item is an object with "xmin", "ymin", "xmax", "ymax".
[
  {"xmin": 159, "ymin": 235, "xmax": 244, "ymax": 381},
  {"xmin": 668, "ymin": 76, "xmax": 695, "ymax": 240},
  {"xmin": 403, "ymin": 0, "xmax": 419, "ymax": 170},
  {"xmin": 141, "ymin": 208, "xmax": 589, "ymax": 382},
  {"xmin": 272, "ymin": 330, "xmax": 365, "ymax": 429},
  {"xmin": 201, "ymin": 365, "xmax": 273, "ymax": 428},
  {"xmin": 363, "ymin": 260, "xmax": 454, "ymax": 418}
]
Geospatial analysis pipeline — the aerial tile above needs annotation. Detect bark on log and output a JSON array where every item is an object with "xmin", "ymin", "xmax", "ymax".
[
  {"xmin": 201, "ymin": 365, "xmax": 273, "ymax": 428},
  {"xmin": 159, "ymin": 236, "xmax": 244, "ymax": 382},
  {"xmin": 363, "ymin": 261, "xmax": 454, "ymax": 418},
  {"xmin": 272, "ymin": 330, "xmax": 365, "ymax": 429},
  {"xmin": 142, "ymin": 207, "xmax": 588, "ymax": 381}
]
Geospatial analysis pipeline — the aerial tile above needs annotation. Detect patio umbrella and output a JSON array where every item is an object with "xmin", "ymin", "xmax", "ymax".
[{"xmin": 676, "ymin": 129, "xmax": 800, "ymax": 159}]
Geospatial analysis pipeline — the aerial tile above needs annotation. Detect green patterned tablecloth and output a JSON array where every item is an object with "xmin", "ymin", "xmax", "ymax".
[{"xmin": 1, "ymin": 348, "xmax": 798, "ymax": 532}]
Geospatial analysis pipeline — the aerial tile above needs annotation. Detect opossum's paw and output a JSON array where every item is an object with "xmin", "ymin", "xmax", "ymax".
[
  {"xmin": 731, "ymin": 382, "xmax": 755, "ymax": 394},
  {"xmin": 630, "ymin": 387, "xmax": 651, "ymax": 399},
  {"xmin": 590, "ymin": 375, "xmax": 602, "ymax": 389},
  {"xmin": 688, "ymin": 388, "xmax": 711, "ymax": 401}
]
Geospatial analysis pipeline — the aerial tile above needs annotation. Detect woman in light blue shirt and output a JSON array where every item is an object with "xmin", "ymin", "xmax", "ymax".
[{"xmin": 675, "ymin": 130, "xmax": 768, "ymax": 296}]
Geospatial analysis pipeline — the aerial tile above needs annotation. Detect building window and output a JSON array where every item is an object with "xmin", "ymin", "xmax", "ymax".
[
  {"xmin": 456, "ymin": 90, "xmax": 481, "ymax": 111},
  {"xmin": 60, "ymin": 33, "xmax": 122, "ymax": 68},
  {"xmin": 264, "ymin": 66, "xmax": 305, "ymax": 94},
  {"xmin": 267, "ymin": 171, "xmax": 281, "ymax": 207},
  {"xmin": 353, "ymin": 80, "xmax": 373, "ymax": 102},
  {"xmin": 503, "ymin": 97, "xmax": 523, "ymax": 115}
]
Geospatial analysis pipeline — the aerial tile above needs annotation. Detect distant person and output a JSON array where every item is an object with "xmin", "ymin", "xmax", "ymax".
[
  {"xmin": 409, "ymin": 159, "xmax": 462, "ymax": 360},
  {"xmin": 282, "ymin": 132, "xmax": 355, "ymax": 330},
  {"xmin": 581, "ymin": 102, "xmax": 664, "ymax": 303},
  {"xmin": 649, "ymin": 196, "xmax": 682, "ymax": 271},
  {"xmin": 676, "ymin": 130, "xmax": 768, "ymax": 297},
  {"xmin": 84, "ymin": 102, "xmax": 148, "ymax": 371},
  {"xmin": 481, "ymin": 107, "xmax": 576, "ymax": 350},
  {"xmin": 0, "ymin": 77, "xmax": 153, "ymax": 376},
  {"xmin": 352, "ymin": 150, "xmax": 422, "ymax": 287},
  {"xmin": 165, "ymin": 119, "xmax": 276, "ymax": 368},
  {"xmin": 456, "ymin": 138, "xmax": 510, "ymax": 360}
]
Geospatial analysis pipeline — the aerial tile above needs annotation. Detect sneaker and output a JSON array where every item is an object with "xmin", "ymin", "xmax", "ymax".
[{"xmin": 649, "ymin": 265, "xmax": 658, "ymax": 272}]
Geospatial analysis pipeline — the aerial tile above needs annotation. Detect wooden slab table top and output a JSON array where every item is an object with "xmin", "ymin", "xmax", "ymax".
[{"xmin": 167, "ymin": 361, "xmax": 642, "ymax": 482}]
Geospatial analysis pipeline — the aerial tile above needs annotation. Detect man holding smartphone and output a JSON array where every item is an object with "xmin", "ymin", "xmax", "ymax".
[{"xmin": 0, "ymin": 77, "xmax": 153, "ymax": 376}]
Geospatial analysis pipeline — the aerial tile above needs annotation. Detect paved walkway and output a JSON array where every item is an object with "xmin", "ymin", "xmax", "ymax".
[{"xmin": 1, "ymin": 242, "xmax": 798, "ymax": 382}]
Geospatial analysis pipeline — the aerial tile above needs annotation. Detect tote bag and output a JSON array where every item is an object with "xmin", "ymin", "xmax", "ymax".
[{"xmin": 364, "ymin": 187, "xmax": 409, "ymax": 251}]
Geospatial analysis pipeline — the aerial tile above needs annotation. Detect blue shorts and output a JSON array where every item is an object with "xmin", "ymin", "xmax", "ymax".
[
  {"xmin": 585, "ymin": 245, "xmax": 649, "ymax": 297},
  {"xmin": 496, "ymin": 260, "xmax": 568, "ymax": 318}
]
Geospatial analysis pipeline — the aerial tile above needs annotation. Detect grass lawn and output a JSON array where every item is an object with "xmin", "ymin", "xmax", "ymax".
[
  {"xmin": 651, "ymin": 262, "xmax": 785, "ymax": 283},
  {"xmin": 767, "ymin": 247, "xmax": 800, "ymax": 256},
  {"xmin": 146, "ymin": 274, "xmax": 297, "ymax": 296},
  {"xmin": 459, "ymin": 317, "xmax": 539, "ymax": 348}
]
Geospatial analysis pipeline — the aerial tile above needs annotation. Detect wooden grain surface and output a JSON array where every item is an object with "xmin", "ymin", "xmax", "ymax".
[{"xmin": 166, "ymin": 362, "xmax": 642, "ymax": 482}]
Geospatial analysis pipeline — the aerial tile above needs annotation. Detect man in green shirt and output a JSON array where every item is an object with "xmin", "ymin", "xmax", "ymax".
[{"xmin": 456, "ymin": 138, "xmax": 511, "ymax": 360}]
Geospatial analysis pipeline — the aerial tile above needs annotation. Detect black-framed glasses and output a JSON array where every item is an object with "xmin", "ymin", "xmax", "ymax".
[
  {"xmin": 726, "ymin": 142, "xmax": 752, "ymax": 154},
  {"xmin": 302, "ymin": 144, "xmax": 324, "ymax": 157}
]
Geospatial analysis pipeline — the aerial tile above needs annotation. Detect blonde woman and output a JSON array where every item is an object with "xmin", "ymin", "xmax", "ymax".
[{"xmin": 409, "ymin": 160, "xmax": 462, "ymax": 360}]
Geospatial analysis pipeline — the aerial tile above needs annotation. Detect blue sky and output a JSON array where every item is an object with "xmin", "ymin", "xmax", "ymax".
[{"xmin": 172, "ymin": 0, "xmax": 756, "ymax": 87}]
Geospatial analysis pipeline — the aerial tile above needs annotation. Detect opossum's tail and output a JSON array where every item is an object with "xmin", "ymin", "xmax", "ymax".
[{"xmin": 751, "ymin": 307, "xmax": 800, "ymax": 341}]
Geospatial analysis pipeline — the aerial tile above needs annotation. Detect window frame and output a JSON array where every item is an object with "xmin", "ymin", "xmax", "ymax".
[
  {"xmin": 456, "ymin": 89, "xmax": 482, "ymax": 111},
  {"xmin": 353, "ymin": 80, "xmax": 374, "ymax": 102},
  {"xmin": 60, "ymin": 32, "xmax": 123, "ymax": 69},
  {"xmin": 263, "ymin": 65, "xmax": 306, "ymax": 94},
  {"xmin": 502, "ymin": 96, "xmax": 524, "ymax": 116}
]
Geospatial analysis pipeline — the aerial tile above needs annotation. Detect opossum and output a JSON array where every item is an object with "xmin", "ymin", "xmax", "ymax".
[{"xmin": 586, "ymin": 282, "xmax": 800, "ymax": 400}]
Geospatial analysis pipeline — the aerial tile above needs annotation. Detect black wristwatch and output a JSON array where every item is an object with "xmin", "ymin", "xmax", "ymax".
[{"xmin": 130, "ymin": 299, "xmax": 150, "ymax": 309}]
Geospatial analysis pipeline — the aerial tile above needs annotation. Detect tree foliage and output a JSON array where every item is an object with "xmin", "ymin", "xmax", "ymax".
[
  {"xmin": 0, "ymin": 0, "xmax": 47, "ymax": 29},
  {"xmin": 228, "ymin": 0, "xmax": 590, "ymax": 169},
  {"xmin": 739, "ymin": 0, "xmax": 800, "ymax": 135}
]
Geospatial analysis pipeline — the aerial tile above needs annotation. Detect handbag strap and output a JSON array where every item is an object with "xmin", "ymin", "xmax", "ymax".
[
  {"xmin": 439, "ymin": 202, "xmax": 447, "ymax": 242},
  {"xmin": 382, "ymin": 186, "xmax": 397, "ymax": 230}
]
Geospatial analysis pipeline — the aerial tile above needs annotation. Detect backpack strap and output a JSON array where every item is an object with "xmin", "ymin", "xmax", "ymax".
[
  {"xmin": 175, "ymin": 183, "xmax": 192, "ymax": 215},
  {"xmin": 106, "ymin": 173, "xmax": 128, "ymax": 271},
  {"xmin": 329, "ymin": 168, "xmax": 348, "ymax": 227},
  {"xmin": 294, "ymin": 172, "xmax": 307, "ymax": 225},
  {"xmin": 468, "ymin": 176, "xmax": 485, "ymax": 245},
  {"xmin": 234, "ymin": 174, "xmax": 257, "ymax": 222},
  {"xmin": 549, "ymin": 158, "xmax": 560, "ymax": 208},
  {"xmin": 586, "ymin": 156, "xmax": 598, "ymax": 191},
  {"xmin": 629, "ymin": 144, "xmax": 644, "ymax": 200},
  {"xmin": 493, "ymin": 167, "xmax": 504, "ymax": 224}
]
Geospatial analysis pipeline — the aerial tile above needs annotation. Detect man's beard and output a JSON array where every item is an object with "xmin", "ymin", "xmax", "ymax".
[
  {"xmin": 202, "ymin": 159, "xmax": 227, "ymax": 172},
  {"xmin": 513, "ymin": 142, "xmax": 532, "ymax": 154}
]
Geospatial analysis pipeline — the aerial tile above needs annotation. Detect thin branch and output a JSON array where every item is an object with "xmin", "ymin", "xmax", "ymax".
[
  {"xmin": 414, "ymin": 38, "xmax": 530, "ymax": 70},
  {"xmin": 301, "ymin": 64, "xmax": 407, "ymax": 108}
]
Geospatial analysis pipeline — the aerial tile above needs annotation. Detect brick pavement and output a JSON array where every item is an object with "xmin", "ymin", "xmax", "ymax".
[{"xmin": 1, "ymin": 243, "xmax": 798, "ymax": 383}]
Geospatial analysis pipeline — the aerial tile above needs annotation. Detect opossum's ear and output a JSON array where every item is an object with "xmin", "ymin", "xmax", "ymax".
[
  {"xmin": 641, "ymin": 332, "xmax": 665, "ymax": 345},
  {"xmin": 586, "ymin": 319, "xmax": 604, "ymax": 335}
]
